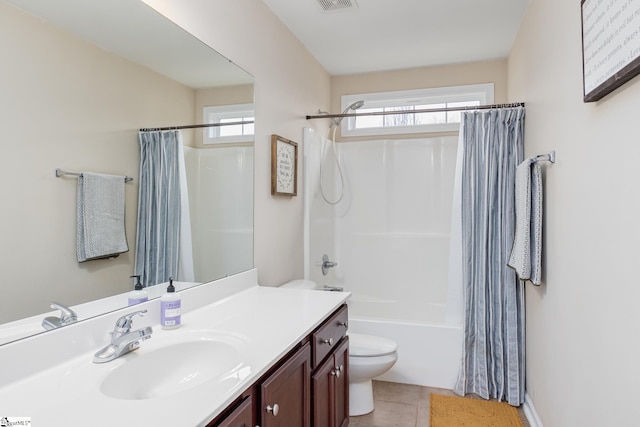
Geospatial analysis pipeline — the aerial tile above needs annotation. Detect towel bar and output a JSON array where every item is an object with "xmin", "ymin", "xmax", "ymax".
[
  {"xmin": 534, "ymin": 151, "xmax": 555, "ymax": 164},
  {"xmin": 55, "ymin": 168, "xmax": 133, "ymax": 182}
]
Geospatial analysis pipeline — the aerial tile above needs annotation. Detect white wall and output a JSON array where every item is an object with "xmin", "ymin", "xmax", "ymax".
[
  {"xmin": 509, "ymin": 1, "xmax": 640, "ymax": 426},
  {"xmin": 142, "ymin": 0, "xmax": 332, "ymax": 287}
]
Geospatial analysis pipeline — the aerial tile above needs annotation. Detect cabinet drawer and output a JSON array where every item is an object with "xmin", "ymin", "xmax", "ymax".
[{"xmin": 312, "ymin": 305, "xmax": 348, "ymax": 369}]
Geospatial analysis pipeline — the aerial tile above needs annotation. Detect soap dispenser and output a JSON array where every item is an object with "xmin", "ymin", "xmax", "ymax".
[
  {"xmin": 127, "ymin": 275, "xmax": 148, "ymax": 306},
  {"xmin": 160, "ymin": 277, "xmax": 181, "ymax": 329}
]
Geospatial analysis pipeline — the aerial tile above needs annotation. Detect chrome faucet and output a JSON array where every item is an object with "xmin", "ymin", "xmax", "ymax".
[
  {"xmin": 321, "ymin": 254, "xmax": 338, "ymax": 276},
  {"xmin": 42, "ymin": 302, "xmax": 78, "ymax": 330},
  {"xmin": 93, "ymin": 310, "xmax": 153, "ymax": 363}
]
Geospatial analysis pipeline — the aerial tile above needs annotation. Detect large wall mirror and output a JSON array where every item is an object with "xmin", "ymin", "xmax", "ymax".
[{"xmin": 0, "ymin": 0, "xmax": 254, "ymax": 344}]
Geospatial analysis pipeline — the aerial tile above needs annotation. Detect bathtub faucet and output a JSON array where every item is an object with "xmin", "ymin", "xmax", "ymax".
[{"xmin": 321, "ymin": 254, "xmax": 338, "ymax": 276}]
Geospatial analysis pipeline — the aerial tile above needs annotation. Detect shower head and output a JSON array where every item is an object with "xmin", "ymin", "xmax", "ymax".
[
  {"xmin": 331, "ymin": 100, "xmax": 365, "ymax": 127},
  {"xmin": 348, "ymin": 100, "xmax": 365, "ymax": 111}
]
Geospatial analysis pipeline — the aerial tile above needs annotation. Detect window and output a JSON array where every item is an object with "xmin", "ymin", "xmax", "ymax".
[
  {"xmin": 203, "ymin": 103, "xmax": 254, "ymax": 144},
  {"xmin": 340, "ymin": 83, "xmax": 494, "ymax": 137}
]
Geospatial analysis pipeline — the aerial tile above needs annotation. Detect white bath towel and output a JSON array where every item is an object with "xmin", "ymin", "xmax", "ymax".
[
  {"xmin": 77, "ymin": 172, "xmax": 129, "ymax": 262},
  {"xmin": 508, "ymin": 157, "xmax": 543, "ymax": 285}
]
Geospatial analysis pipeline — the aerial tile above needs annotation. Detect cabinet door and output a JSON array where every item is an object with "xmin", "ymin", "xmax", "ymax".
[
  {"xmin": 260, "ymin": 343, "xmax": 311, "ymax": 427},
  {"xmin": 215, "ymin": 395, "xmax": 253, "ymax": 427},
  {"xmin": 311, "ymin": 336, "xmax": 349, "ymax": 427},
  {"xmin": 312, "ymin": 350, "xmax": 334, "ymax": 427},
  {"xmin": 334, "ymin": 337, "xmax": 349, "ymax": 427}
]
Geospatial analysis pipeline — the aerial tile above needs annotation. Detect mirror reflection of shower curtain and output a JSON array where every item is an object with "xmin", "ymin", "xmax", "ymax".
[{"xmin": 135, "ymin": 130, "xmax": 194, "ymax": 287}]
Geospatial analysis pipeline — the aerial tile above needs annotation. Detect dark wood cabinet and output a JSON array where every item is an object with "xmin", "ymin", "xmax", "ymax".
[
  {"xmin": 215, "ymin": 395, "xmax": 253, "ymax": 427},
  {"xmin": 312, "ymin": 336, "xmax": 349, "ymax": 427},
  {"xmin": 259, "ymin": 342, "xmax": 311, "ymax": 427}
]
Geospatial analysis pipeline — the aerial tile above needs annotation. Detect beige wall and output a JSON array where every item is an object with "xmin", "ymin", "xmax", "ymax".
[
  {"xmin": 0, "ymin": 2, "xmax": 196, "ymax": 322},
  {"xmin": 509, "ymin": 0, "xmax": 640, "ymax": 425},
  {"xmin": 142, "ymin": 0, "xmax": 332, "ymax": 287},
  {"xmin": 331, "ymin": 60, "xmax": 508, "ymax": 140}
]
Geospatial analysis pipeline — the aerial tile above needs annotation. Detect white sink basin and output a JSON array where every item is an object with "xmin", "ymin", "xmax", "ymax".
[
  {"xmin": 63, "ymin": 330, "xmax": 252, "ymax": 401},
  {"xmin": 101, "ymin": 339, "xmax": 241, "ymax": 400}
]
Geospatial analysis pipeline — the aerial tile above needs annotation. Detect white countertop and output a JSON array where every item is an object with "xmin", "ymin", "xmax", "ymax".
[{"xmin": 0, "ymin": 274, "xmax": 349, "ymax": 426}]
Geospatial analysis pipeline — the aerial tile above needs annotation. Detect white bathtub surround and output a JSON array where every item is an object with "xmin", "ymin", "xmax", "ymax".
[
  {"xmin": 303, "ymin": 128, "xmax": 463, "ymax": 388},
  {"xmin": 183, "ymin": 145, "xmax": 253, "ymax": 281},
  {"xmin": 0, "ymin": 270, "xmax": 349, "ymax": 426}
]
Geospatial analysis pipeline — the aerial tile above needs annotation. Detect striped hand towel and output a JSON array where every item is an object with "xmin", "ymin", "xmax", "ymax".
[
  {"xmin": 77, "ymin": 172, "xmax": 129, "ymax": 262},
  {"xmin": 508, "ymin": 157, "xmax": 543, "ymax": 285}
]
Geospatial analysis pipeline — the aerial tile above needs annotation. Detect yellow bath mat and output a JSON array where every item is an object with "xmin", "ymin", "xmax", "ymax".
[{"xmin": 429, "ymin": 393, "xmax": 524, "ymax": 427}]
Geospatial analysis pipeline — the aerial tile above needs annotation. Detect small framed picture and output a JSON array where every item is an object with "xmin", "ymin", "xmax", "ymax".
[{"xmin": 271, "ymin": 134, "xmax": 298, "ymax": 196}]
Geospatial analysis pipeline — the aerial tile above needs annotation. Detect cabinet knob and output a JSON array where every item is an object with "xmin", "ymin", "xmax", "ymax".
[
  {"xmin": 338, "ymin": 320, "xmax": 348, "ymax": 328},
  {"xmin": 266, "ymin": 404, "xmax": 280, "ymax": 416},
  {"xmin": 332, "ymin": 364, "xmax": 344, "ymax": 378},
  {"xmin": 322, "ymin": 337, "xmax": 334, "ymax": 346}
]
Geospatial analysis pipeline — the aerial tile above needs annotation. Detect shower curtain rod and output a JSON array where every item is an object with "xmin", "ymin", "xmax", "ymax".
[
  {"xmin": 305, "ymin": 102, "xmax": 525, "ymax": 120},
  {"xmin": 139, "ymin": 119, "xmax": 254, "ymax": 132}
]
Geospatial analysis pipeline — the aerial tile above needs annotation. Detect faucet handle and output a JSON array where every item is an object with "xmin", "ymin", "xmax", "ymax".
[
  {"xmin": 50, "ymin": 302, "xmax": 77, "ymax": 324},
  {"xmin": 114, "ymin": 310, "xmax": 147, "ymax": 333},
  {"xmin": 321, "ymin": 254, "xmax": 338, "ymax": 276}
]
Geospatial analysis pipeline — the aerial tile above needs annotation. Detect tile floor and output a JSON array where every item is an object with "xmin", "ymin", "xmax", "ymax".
[{"xmin": 349, "ymin": 380, "xmax": 531, "ymax": 427}]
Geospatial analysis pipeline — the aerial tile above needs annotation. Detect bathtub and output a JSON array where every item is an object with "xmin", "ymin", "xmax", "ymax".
[{"xmin": 346, "ymin": 296, "xmax": 463, "ymax": 389}]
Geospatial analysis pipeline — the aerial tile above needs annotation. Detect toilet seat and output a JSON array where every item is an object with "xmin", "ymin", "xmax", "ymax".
[{"xmin": 348, "ymin": 332, "xmax": 397, "ymax": 357}]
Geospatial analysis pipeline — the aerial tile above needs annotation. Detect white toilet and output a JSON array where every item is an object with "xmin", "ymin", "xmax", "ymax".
[
  {"xmin": 348, "ymin": 332, "xmax": 398, "ymax": 416},
  {"xmin": 280, "ymin": 280, "xmax": 399, "ymax": 417}
]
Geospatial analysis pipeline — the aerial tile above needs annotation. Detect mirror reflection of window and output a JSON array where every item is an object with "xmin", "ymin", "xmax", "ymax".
[{"xmin": 204, "ymin": 104, "xmax": 255, "ymax": 144}]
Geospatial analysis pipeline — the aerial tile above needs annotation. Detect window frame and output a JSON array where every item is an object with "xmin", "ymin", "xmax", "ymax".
[
  {"xmin": 340, "ymin": 83, "xmax": 494, "ymax": 137},
  {"xmin": 203, "ymin": 103, "xmax": 254, "ymax": 145}
]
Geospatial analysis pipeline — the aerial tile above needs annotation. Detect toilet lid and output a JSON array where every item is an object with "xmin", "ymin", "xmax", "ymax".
[
  {"xmin": 348, "ymin": 332, "xmax": 397, "ymax": 357},
  {"xmin": 280, "ymin": 279, "xmax": 318, "ymax": 290}
]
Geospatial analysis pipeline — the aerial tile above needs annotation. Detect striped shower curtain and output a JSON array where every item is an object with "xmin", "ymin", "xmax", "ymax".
[
  {"xmin": 135, "ymin": 130, "xmax": 193, "ymax": 287},
  {"xmin": 453, "ymin": 106, "xmax": 526, "ymax": 406}
]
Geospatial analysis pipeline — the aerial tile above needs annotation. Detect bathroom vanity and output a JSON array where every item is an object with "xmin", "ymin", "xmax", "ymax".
[
  {"xmin": 0, "ymin": 270, "xmax": 350, "ymax": 427},
  {"xmin": 208, "ymin": 304, "xmax": 349, "ymax": 427}
]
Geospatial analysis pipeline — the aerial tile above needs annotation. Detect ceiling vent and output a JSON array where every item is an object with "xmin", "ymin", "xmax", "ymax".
[{"xmin": 316, "ymin": 0, "xmax": 357, "ymax": 12}]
